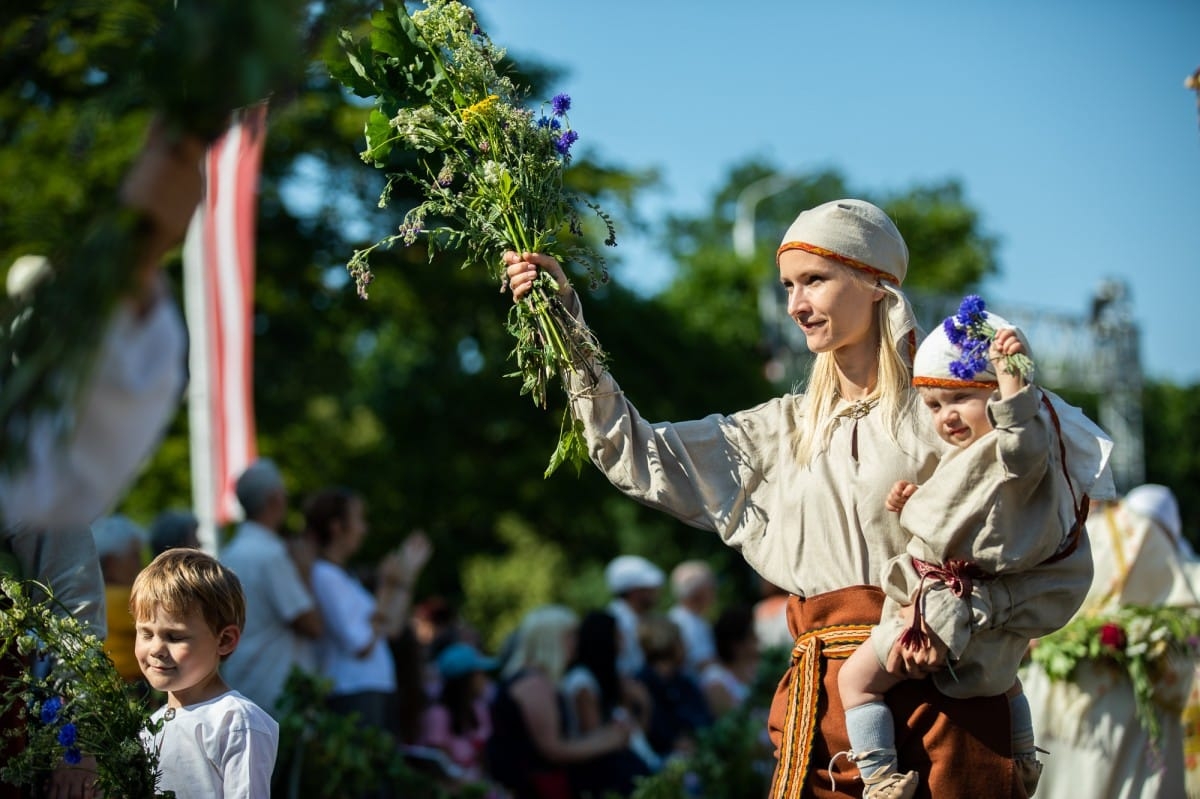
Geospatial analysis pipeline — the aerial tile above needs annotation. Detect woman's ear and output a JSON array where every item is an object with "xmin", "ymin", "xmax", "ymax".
[{"xmin": 872, "ymin": 282, "xmax": 887, "ymax": 302}]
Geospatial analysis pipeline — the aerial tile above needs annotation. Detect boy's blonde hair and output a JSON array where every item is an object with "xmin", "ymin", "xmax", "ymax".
[{"xmin": 129, "ymin": 548, "xmax": 246, "ymax": 635}]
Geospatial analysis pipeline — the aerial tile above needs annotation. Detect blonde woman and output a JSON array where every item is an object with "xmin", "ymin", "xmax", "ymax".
[
  {"xmin": 503, "ymin": 199, "xmax": 1096, "ymax": 798},
  {"xmin": 487, "ymin": 605, "xmax": 633, "ymax": 799}
]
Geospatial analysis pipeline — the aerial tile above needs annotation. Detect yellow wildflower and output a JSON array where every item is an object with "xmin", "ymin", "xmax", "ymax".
[{"xmin": 461, "ymin": 94, "xmax": 499, "ymax": 121}]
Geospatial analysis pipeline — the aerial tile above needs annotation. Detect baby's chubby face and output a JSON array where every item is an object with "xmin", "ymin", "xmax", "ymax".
[{"xmin": 918, "ymin": 385, "xmax": 994, "ymax": 449}]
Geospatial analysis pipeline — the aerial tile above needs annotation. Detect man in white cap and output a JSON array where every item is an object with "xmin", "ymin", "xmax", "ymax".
[
  {"xmin": 605, "ymin": 554, "xmax": 664, "ymax": 678},
  {"xmin": 219, "ymin": 458, "xmax": 323, "ymax": 716}
]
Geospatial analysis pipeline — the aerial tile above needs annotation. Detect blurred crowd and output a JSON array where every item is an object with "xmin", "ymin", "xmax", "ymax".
[
  {"xmin": 84, "ymin": 458, "xmax": 787, "ymax": 799},
  {"xmin": 72, "ymin": 455, "xmax": 1200, "ymax": 799}
]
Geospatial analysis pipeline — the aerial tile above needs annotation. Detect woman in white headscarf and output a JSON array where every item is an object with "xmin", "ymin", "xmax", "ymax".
[
  {"xmin": 1021, "ymin": 483, "xmax": 1199, "ymax": 799},
  {"xmin": 503, "ymin": 199, "xmax": 1112, "ymax": 798}
]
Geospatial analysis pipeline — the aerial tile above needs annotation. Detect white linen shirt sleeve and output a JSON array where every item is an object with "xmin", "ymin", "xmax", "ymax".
[{"xmin": 0, "ymin": 299, "xmax": 186, "ymax": 528}]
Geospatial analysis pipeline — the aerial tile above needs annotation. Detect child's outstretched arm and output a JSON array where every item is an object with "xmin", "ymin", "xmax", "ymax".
[
  {"xmin": 991, "ymin": 328, "xmax": 1028, "ymax": 399},
  {"xmin": 886, "ymin": 480, "xmax": 918, "ymax": 513}
]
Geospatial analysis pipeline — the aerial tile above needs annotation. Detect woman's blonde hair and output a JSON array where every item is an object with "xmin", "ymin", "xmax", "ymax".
[
  {"xmin": 793, "ymin": 269, "xmax": 915, "ymax": 466},
  {"xmin": 129, "ymin": 548, "xmax": 246, "ymax": 635},
  {"xmin": 501, "ymin": 604, "xmax": 578, "ymax": 681}
]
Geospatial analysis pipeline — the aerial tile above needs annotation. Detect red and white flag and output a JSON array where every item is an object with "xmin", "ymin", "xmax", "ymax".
[{"xmin": 182, "ymin": 104, "xmax": 268, "ymax": 551}]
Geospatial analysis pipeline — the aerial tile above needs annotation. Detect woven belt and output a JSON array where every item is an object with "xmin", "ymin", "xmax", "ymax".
[{"xmin": 769, "ymin": 624, "xmax": 873, "ymax": 799}]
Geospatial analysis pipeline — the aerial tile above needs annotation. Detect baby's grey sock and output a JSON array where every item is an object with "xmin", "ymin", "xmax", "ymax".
[
  {"xmin": 1010, "ymin": 691, "xmax": 1036, "ymax": 756},
  {"xmin": 844, "ymin": 701, "xmax": 899, "ymax": 777}
]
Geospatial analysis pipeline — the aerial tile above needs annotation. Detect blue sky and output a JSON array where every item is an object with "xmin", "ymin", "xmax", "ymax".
[{"xmin": 479, "ymin": 1, "xmax": 1200, "ymax": 384}]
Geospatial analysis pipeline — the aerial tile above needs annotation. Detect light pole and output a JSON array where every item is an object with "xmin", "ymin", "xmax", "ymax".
[{"xmin": 732, "ymin": 174, "xmax": 805, "ymax": 383}]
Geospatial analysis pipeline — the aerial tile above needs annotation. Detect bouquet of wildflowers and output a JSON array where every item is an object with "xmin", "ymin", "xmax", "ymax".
[
  {"xmin": 0, "ymin": 578, "xmax": 171, "ymax": 798},
  {"xmin": 330, "ymin": 0, "xmax": 616, "ymax": 476},
  {"xmin": 942, "ymin": 294, "xmax": 1035, "ymax": 381},
  {"xmin": 1031, "ymin": 604, "xmax": 1200, "ymax": 748}
]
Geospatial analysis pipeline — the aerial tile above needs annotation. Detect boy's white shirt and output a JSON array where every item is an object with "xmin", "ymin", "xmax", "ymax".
[{"xmin": 142, "ymin": 689, "xmax": 278, "ymax": 799}]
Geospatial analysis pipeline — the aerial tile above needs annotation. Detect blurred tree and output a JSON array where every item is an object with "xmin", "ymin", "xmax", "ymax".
[
  {"xmin": 658, "ymin": 158, "xmax": 999, "ymax": 362},
  {"xmin": 1142, "ymin": 381, "xmax": 1200, "ymax": 547},
  {"xmin": 15, "ymin": 3, "xmax": 1191, "ymax": 655}
]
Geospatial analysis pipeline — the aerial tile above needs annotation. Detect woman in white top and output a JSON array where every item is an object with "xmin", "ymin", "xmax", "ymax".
[{"xmin": 304, "ymin": 486, "xmax": 430, "ymax": 734}]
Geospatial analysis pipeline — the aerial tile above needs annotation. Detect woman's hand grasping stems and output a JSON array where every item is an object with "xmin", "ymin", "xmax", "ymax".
[{"xmin": 504, "ymin": 251, "xmax": 572, "ymax": 300}]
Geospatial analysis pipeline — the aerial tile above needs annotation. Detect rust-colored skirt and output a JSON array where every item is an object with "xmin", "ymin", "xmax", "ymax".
[{"xmin": 766, "ymin": 585, "xmax": 1023, "ymax": 799}]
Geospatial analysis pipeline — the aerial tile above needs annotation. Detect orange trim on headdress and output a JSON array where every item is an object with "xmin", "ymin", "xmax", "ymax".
[
  {"xmin": 776, "ymin": 241, "xmax": 900, "ymax": 285},
  {"xmin": 912, "ymin": 376, "xmax": 998, "ymax": 389}
]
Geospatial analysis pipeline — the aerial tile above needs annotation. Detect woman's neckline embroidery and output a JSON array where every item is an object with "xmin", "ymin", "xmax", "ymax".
[{"xmin": 835, "ymin": 396, "xmax": 880, "ymax": 420}]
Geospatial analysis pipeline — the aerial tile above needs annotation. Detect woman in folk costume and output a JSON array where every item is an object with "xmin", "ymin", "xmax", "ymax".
[
  {"xmin": 503, "ymin": 198, "xmax": 1103, "ymax": 798},
  {"xmin": 835, "ymin": 302, "xmax": 1114, "ymax": 798},
  {"xmin": 1022, "ymin": 483, "xmax": 1200, "ymax": 799}
]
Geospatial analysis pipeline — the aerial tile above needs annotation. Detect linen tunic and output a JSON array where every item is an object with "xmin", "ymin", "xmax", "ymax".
[
  {"xmin": 563, "ymin": 300, "xmax": 1094, "ymax": 668},
  {"xmin": 0, "ymin": 299, "xmax": 186, "ymax": 530},
  {"xmin": 1021, "ymin": 500, "xmax": 1198, "ymax": 799},
  {"xmin": 872, "ymin": 385, "xmax": 1092, "ymax": 698}
]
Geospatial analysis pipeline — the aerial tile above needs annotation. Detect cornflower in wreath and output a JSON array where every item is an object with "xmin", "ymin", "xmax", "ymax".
[
  {"xmin": 1031, "ymin": 604, "xmax": 1200, "ymax": 750},
  {"xmin": 330, "ymin": 0, "xmax": 617, "ymax": 476},
  {"xmin": 942, "ymin": 294, "xmax": 1036, "ymax": 381},
  {"xmin": 0, "ymin": 578, "xmax": 171, "ymax": 797}
]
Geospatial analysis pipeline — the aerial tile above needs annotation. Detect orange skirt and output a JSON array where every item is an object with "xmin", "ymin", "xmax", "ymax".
[{"xmin": 767, "ymin": 585, "xmax": 1023, "ymax": 799}]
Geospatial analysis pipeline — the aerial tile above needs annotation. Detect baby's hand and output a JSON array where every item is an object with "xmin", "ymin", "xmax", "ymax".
[
  {"xmin": 886, "ymin": 480, "xmax": 918, "ymax": 513},
  {"xmin": 990, "ymin": 328, "xmax": 1025, "ymax": 360}
]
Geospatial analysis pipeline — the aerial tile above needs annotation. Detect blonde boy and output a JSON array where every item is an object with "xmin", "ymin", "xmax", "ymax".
[{"xmin": 130, "ymin": 549, "xmax": 278, "ymax": 798}]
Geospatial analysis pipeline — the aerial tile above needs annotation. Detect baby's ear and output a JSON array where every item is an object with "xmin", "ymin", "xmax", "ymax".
[{"xmin": 217, "ymin": 624, "xmax": 241, "ymax": 657}]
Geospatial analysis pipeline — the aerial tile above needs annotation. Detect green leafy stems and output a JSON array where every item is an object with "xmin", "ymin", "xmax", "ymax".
[
  {"xmin": 331, "ymin": 0, "xmax": 616, "ymax": 476},
  {"xmin": 0, "ymin": 577, "xmax": 171, "ymax": 798}
]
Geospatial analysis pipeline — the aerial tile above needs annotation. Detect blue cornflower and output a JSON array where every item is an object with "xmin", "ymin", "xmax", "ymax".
[
  {"xmin": 57, "ymin": 723, "xmax": 77, "ymax": 747},
  {"xmin": 948, "ymin": 341, "xmax": 989, "ymax": 379},
  {"xmin": 943, "ymin": 317, "xmax": 967, "ymax": 347},
  {"xmin": 955, "ymin": 294, "xmax": 986, "ymax": 324},
  {"xmin": 63, "ymin": 747, "xmax": 82, "ymax": 765},
  {"xmin": 535, "ymin": 116, "xmax": 562, "ymax": 131},
  {"xmin": 40, "ymin": 696, "xmax": 63, "ymax": 725},
  {"xmin": 555, "ymin": 130, "xmax": 579, "ymax": 155},
  {"xmin": 551, "ymin": 93, "xmax": 571, "ymax": 116}
]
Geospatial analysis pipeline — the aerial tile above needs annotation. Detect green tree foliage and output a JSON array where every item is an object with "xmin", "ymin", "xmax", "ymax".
[
  {"xmin": 1142, "ymin": 380, "xmax": 1200, "ymax": 548},
  {"xmin": 658, "ymin": 159, "xmax": 999, "ymax": 360},
  {"xmin": 14, "ymin": 2, "xmax": 1193, "ymax": 657}
]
